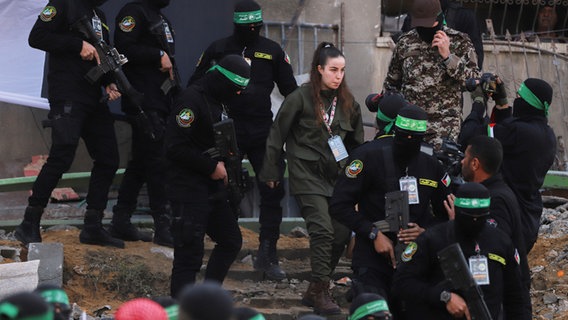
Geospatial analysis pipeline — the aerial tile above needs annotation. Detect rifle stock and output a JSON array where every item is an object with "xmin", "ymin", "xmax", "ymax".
[
  {"xmin": 438, "ymin": 243, "xmax": 493, "ymax": 320},
  {"xmin": 73, "ymin": 16, "xmax": 156, "ymax": 141}
]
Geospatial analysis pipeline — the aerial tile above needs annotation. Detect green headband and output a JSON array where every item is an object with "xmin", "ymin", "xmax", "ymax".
[
  {"xmin": 165, "ymin": 305, "xmax": 179, "ymax": 320},
  {"xmin": 395, "ymin": 115, "xmax": 427, "ymax": 132},
  {"xmin": 517, "ymin": 82, "xmax": 550, "ymax": 116},
  {"xmin": 348, "ymin": 300, "xmax": 390, "ymax": 320},
  {"xmin": 234, "ymin": 10, "xmax": 262, "ymax": 24},
  {"xmin": 0, "ymin": 302, "xmax": 53, "ymax": 320},
  {"xmin": 376, "ymin": 109, "xmax": 395, "ymax": 134},
  {"xmin": 454, "ymin": 197, "xmax": 491, "ymax": 209},
  {"xmin": 40, "ymin": 289, "xmax": 69, "ymax": 306},
  {"xmin": 207, "ymin": 65, "xmax": 250, "ymax": 88},
  {"xmin": 249, "ymin": 314, "xmax": 266, "ymax": 320}
]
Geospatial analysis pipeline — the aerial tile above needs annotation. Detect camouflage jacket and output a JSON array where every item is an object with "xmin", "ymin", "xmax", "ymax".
[{"xmin": 383, "ymin": 26, "xmax": 480, "ymax": 148}]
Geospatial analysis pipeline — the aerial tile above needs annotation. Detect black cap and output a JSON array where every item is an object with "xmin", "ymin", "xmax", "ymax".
[
  {"xmin": 349, "ymin": 293, "xmax": 391, "ymax": 320},
  {"xmin": 394, "ymin": 104, "xmax": 428, "ymax": 135},
  {"xmin": 0, "ymin": 292, "xmax": 53, "ymax": 320},
  {"xmin": 179, "ymin": 281, "xmax": 234, "ymax": 320},
  {"xmin": 234, "ymin": 0, "xmax": 263, "ymax": 26}
]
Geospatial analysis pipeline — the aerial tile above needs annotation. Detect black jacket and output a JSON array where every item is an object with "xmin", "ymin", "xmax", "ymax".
[
  {"xmin": 329, "ymin": 137, "xmax": 449, "ymax": 270},
  {"xmin": 392, "ymin": 221, "xmax": 529, "ymax": 320},
  {"xmin": 188, "ymin": 35, "xmax": 297, "ymax": 140},
  {"xmin": 459, "ymin": 106, "xmax": 556, "ymax": 251},
  {"xmin": 164, "ymin": 78, "xmax": 225, "ymax": 201},
  {"xmin": 114, "ymin": 0, "xmax": 176, "ymax": 114},
  {"xmin": 29, "ymin": 0, "xmax": 111, "ymax": 105}
]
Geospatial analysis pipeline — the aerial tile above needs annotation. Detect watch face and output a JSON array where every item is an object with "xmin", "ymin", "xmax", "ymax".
[{"xmin": 440, "ymin": 291, "xmax": 451, "ymax": 303}]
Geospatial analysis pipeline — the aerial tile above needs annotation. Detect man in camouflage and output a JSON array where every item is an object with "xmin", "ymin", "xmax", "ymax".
[{"xmin": 383, "ymin": 0, "xmax": 480, "ymax": 149}]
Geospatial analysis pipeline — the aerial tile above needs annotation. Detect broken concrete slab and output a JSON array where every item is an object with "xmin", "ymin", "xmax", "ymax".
[{"xmin": 0, "ymin": 260, "xmax": 40, "ymax": 299}]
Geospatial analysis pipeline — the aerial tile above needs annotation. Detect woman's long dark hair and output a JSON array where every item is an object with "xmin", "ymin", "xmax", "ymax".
[{"xmin": 309, "ymin": 41, "xmax": 354, "ymax": 124}]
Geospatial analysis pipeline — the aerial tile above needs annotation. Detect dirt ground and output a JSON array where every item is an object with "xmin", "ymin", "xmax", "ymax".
[{"xmin": 1, "ymin": 225, "xmax": 568, "ymax": 319}]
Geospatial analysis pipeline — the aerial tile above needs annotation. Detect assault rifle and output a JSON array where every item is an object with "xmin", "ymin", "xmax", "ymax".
[
  {"xmin": 149, "ymin": 19, "xmax": 181, "ymax": 95},
  {"xmin": 73, "ymin": 16, "xmax": 156, "ymax": 141},
  {"xmin": 374, "ymin": 190, "xmax": 409, "ymax": 264},
  {"xmin": 204, "ymin": 119, "xmax": 251, "ymax": 216},
  {"xmin": 438, "ymin": 243, "xmax": 493, "ymax": 320}
]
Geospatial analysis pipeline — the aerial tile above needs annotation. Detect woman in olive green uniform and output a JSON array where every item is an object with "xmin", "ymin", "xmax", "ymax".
[{"xmin": 260, "ymin": 42, "xmax": 364, "ymax": 315}]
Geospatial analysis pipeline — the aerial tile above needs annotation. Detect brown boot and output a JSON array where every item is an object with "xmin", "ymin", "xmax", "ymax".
[{"xmin": 303, "ymin": 280, "xmax": 341, "ymax": 315}]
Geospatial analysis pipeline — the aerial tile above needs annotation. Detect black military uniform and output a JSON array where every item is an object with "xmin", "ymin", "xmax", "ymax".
[
  {"xmin": 188, "ymin": 0, "xmax": 298, "ymax": 280},
  {"xmin": 330, "ymin": 105, "xmax": 450, "ymax": 310},
  {"xmin": 15, "ymin": 0, "xmax": 123, "ymax": 248},
  {"xmin": 392, "ymin": 183, "xmax": 528, "ymax": 319},
  {"xmin": 110, "ymin": 0, "xmax": 177, "ymax": 246},
  {"xmin": 166, "ymin": 55, "xmax": 250, "ymax": 298},
  {"xmin": 459, "ymin": 78, "xmax": 557, "ymax": 253}
]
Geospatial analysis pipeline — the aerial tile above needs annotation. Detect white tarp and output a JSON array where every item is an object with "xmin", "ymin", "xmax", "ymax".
[{"xmin": 0, "ymin": 0, "xmax": 49, "ymax": 109}]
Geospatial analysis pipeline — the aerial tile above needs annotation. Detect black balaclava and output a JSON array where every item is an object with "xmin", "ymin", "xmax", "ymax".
[
  {"xmin": 416, "ymin": 12, "xmax": 445, "ymax": 43},
  {"xmin": 179, "ymin": 282, "xmax": 234, "ymax": 320},
  {"xmin": 146, "ymin": 0, "xmax": 170, "ymax": 9},
  {"xmin": 393, "ymin": 104, "xmax": 428, "ymax": 165},
  {"xmin": 453, "ymin": 182, "xmax": 491, "ymax": 238},
  {"xmin": 233, "ymin": 0, "xmax": 263, "ymax": 46},
  {"xmin": 0, "ymin": 292, "xmax": 53, "ymax": 320},
  {"xmin": 513, "ymin": 78, "xmax": 553, "ymax": 118},
  {"xmin": 205, "ymin": 54, "xmax": 251, "ymax": 103},
  {"xmin": 89, "ymin": 0, "xmax": 109, "ymax": 7}
]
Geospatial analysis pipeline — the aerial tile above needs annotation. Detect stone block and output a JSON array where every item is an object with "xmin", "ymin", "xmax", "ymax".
[{"xmin": 28, "ymin": 242, "xmax": 64, "ymax": 287}]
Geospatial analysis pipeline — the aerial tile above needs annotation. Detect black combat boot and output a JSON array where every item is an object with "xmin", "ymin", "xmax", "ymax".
[
  {"xmin": 109, "ymin": 206, "xmax": 152, "ymax": 242},
  {"xmin": 152, "ymin": 213, "xmax": 173, "ymax": 247},
  {"xmin": 15, "ymin": 206, "xmax": 44, "ymax": 245},
  {"xmin": 254, "ymin": 239, "xmax": 287, "ymax": 280},
  {"xmin": 79, "ymin": 209, "xmax": 125, "ymax": 248}
]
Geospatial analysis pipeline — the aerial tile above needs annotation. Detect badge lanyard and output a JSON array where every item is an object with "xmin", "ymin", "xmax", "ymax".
[
  {"xmin": 161, "ymin": 17, "xmax": 174, "ymax": 44},
  {"xmin": 469, "ymin": 242, "xmax": 490, "ymax": 285},
  {"xmin": 92, "ymin": 10, "xmax": 103, "ymax": 41},
  {"xmin": 321, "ymin": 97, "xmax": 348, "ymax": 162},
  {"xmin": 399, "ymin": 167, "xmax": 419, "ymax": 204}
]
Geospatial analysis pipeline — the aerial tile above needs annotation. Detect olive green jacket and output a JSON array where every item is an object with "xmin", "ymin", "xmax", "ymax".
[{"xmin": 260, "ymin": 84, "xmax": 364, "ymax": 196}]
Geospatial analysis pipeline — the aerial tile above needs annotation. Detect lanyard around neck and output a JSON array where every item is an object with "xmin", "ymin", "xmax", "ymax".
[{"xmin": 320, "ymin": 96, "xmax": 337, "ymax": 136}]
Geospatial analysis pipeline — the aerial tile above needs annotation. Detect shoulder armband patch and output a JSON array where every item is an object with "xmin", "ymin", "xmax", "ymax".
[
  {"xmin": 345, "ymin": 159, "xmax": 363, "ymax": 178},
  {"xmin": 119, "ymin": 16, "xmax": 136, "ymax": 32},
  {"xmin": 176, "ymin": 108, "xmax": 195, "ymax": 128},
  {"xmin": 40, "ymin": 6, "xmax": 57, "ymax": 22}
]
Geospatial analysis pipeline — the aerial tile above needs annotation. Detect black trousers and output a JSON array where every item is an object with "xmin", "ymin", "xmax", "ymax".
[
  {"xmin": 238, "ymin": 134, "xmax": 285, "ymax": 242},
  {"xmin": 169, "ymin": 198, "xmax": 242, "ymax": 298},
  {"xmin": 29, "ymin": 101, "xmax": 119, "ymax": 210},
  {"xmin": 115, "ymin": 112, "xmax": 167, "ymax": 213}
]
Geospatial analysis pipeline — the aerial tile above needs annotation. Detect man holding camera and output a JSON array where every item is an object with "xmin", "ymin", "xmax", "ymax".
[
  {"xmin": 459, "ymin": 77, "xmax": 556, "ymax": 254},
  {"xmin": 383, "ymin": 0, "xmax": 480, "ymax": 150}
]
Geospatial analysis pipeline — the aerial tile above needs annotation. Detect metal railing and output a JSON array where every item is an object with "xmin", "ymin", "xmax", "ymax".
[{"xmin": 263, "ymin": 21, "xmax": 339, "ymax": 74}]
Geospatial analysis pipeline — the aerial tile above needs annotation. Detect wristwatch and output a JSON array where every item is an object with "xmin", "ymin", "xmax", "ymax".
[
  {"xmin": 368, "ymin": 226, "xmax": 379, "ymax": 240},
  {"xmin": 440, "ymin": 290, "xmax": 452, "ymax": 304},
  {"xmin": 159, "ymin": 50, "xmax": 165, "ymax": 57}
]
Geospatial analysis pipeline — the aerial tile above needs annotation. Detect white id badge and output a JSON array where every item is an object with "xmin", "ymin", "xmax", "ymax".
[
  {"xmin": 399, "ymin": 176, "xmax": 419, "ymax": 204},
  {"xmin": 164, "ymin": 22, "xmax": 174, "ymax": 43},
  {"xmin": 469, "ymin": 255, "xmax": 490, "ymax": 285},
  {"xmin": 328, "ymin": 135, "xmax": 348, "ymax": 162},
  {"xmin": 92, "ymin": 15, "xmax": 103, "ymax": 41}
]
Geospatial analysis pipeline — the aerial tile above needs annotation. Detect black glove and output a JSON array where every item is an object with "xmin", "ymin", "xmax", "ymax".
[
  {"xmin": 492, "ymin": 80, "xmax": 508, "ymax": 106},
  {"xmin": 471, "ymin": 101, "xmax": 485, "ymax": 117}
]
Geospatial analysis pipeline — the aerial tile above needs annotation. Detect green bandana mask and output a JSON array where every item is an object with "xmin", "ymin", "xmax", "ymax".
[
  {"xmin": 234, "ymin": 10, "xmax": 262, "ymax": 24},
  {"xmin": 39, "ymin": 289, "xmax": 69, "ymax": 306},
  {"xmin": 348, "ymin": 300, "xmax": 390, "ymax": 320},
  {"xmin": 207, "ymin": 64, "xmax": 250, "ymax": 88},
  {"xmin": 517, "ymin": 82, "xmax": 550, "ymax": 116},
  {"xmin": 165, "ymin": 305, "xmax": 179, "ymax": 320},
  {"xmin": 395, "ymin": 115, "xmax": 427, "ymax": 133},
  {"xmin": 454, "ymin": 197, "xmax": 491, "ymax": 209}
]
